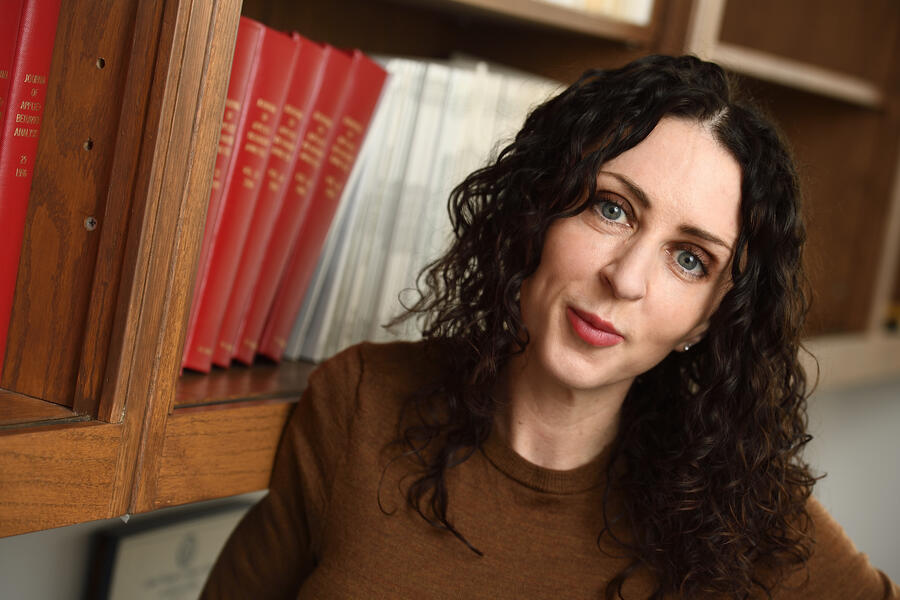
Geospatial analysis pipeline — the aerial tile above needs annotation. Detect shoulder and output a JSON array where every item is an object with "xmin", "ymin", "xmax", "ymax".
[
  {"xmin": 314, "ymin": 338, "xmax": 447, "ymax": 396},
  {"xmin": 775, "ymin": 496, "xmax": 898, "ymax": 598}
]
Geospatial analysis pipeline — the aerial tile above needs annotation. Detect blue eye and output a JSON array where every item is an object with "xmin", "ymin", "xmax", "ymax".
[
  {"xmin": 598, "ymin": 199, "xmax": 628, "ymax": 223},
  {"xmin": 675, "ymin": 249, "xmax": 707, "ymax": 276}
]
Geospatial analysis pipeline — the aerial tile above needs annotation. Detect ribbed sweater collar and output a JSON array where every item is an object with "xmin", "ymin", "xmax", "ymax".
[{"xmin": 480, "ymin": 426, "xmax": 612, "ymax": 495}]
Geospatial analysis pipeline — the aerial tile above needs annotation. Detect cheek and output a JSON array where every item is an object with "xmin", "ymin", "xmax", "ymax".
[{"xmin": 643, "ymin": 283, "xmax": 723, "ymax": 344}]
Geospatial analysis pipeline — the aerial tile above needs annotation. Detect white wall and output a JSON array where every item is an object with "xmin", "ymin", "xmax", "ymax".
[
  {"xmin": 805, "ymin": 374, "xmax": 900, "ymax": 579},
  {"xmin": 1, "ymin": 377, "xmax": 898, "ymax": 598}
]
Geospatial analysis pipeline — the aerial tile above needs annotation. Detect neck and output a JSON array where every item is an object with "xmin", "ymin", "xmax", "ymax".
[{"xmin": 497, "ymin": 352, "xmax": 630, "ymax": 471}]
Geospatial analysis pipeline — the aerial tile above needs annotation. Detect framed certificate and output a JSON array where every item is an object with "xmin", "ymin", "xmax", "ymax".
[{"xmin": 87, "ymin": 501, "xmax": 254, "ymax": 600}]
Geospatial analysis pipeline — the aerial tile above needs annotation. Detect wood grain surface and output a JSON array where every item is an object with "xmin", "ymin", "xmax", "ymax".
[
  {"xmin": 176, "ymin": 360, "xmax": 314, "ymax": 409},
  {"xmin": 118, "ymin": 0, "xmax": 242, "ymax": 514},
  {"xmin": 153, "ymin": 401, "xmax": 294, "ymax": 509},
  {"xmin": 0, "ymin": 421, "xmax": 121, "ymax": 537},
  {"xmin": 0, "ymin": 389, "xmax": 81, "ymax": 427},
  {"xmin": 720, "ymin": 0, "xmax": 899, "ymax": 85},
  {"xmin": 2, "ymin": 1, "xmax": 141, "ymax": 408}
]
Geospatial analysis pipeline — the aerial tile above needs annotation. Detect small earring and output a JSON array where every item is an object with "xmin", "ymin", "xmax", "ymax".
[{"xmin": 683, "ymin": 344, "xmax": 691, "ymax": 352}]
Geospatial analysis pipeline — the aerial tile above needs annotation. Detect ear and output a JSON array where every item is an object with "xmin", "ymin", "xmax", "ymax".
[{"xmin": 675, "ymin": 320, "xmax": 710, "ymax": 352}]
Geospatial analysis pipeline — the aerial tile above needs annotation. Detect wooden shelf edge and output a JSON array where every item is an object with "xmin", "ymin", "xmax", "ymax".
[
  {"xmin": 686, "ymin": 0, "xmax": 884, "ymax": 108},
  {"xmin": 712, "ymin": 43, "xmax": 884, "ymax": 108},
  {"xmin": 867, "ymin": 133, "xmax": 900, "ymax": 331},
  {"xmin": 0, "ymin": 420, "xmax": 123, "ymax": 537},
  {"xmin": 409, "ymin": 0, "xmax": 653, "ymax": 44},
  {"xmin": 802, "ymin": 332, "xmax": 900, "ymax": 394},
  {"xmin": 175, "ymin": 359, "xmax": 315, "ymax": 409},
  {"xmin": 0, "ymin": 389, "xmax": 81, "ymax": 429},
  {"xmin": 151, "ymin": 401, "xmax": 293, "ymax": 510}
]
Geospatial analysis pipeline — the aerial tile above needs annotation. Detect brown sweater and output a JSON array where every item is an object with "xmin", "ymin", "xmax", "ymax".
[{"xmin": 202, "ymin": 341, "xmax": 898, "ymax": 599}]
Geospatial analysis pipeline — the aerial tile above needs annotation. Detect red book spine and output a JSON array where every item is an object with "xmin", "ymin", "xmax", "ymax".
[
  {"xmin": 181, "ymin": 17, "xmax": 264, "ymax": 370},
  {"xmin": 0, "ymin": 0, "xmax": 61, "ymax": 370},
  {"xmin": 0, "ymin": 0, "xmax": 26, "ymax": 140},
  {"xmin": 233, "ymin": 46, "xmax": 353, "ymax": 365},
  {"xmin": 258, "ymin": 51, "xmax": 387, "ymax": 362},
  {"xmin": 182, "ymin": 24, "xmax": 298, "ymax": 373},
  {"xmin": 212, "ymin": 35, "xmax": 326, "ymax": 367}
]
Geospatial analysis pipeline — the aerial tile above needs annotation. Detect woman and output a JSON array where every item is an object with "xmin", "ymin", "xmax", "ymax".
[{"xmin": 202, "ymin": 55, "xmax": 898, "ymax": 599}]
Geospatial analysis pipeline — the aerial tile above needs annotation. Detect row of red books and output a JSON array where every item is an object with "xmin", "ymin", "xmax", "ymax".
[
  {"xmin": 181, "ymin": 17, "xmax": 388, "ymax": 373},
  {"xmin": 0, "ymin": 0, "xmax": 62, "ymax": 369}
]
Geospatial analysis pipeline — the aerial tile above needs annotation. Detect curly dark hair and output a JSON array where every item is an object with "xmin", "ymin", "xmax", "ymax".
[{"xmin": 386, "ymin": 54, "xmax": 819, "ymax": 598}]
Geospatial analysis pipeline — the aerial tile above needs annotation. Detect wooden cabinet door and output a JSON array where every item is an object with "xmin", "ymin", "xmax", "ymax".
[{"xmin": 0, "ymin": 0, "xmax": 239, "ymax": 537}]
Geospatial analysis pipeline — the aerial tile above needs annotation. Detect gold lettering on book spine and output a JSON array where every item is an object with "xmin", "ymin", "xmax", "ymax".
[
  {"xmin": 293, "ymin": 171, "xmax": 309, "ymax": 197},
  {"xmin": 13, "ymin": 127, "xmax": 39, "ymax": 138},
  {"xmin": 246, "ymin": 130, "xmax": 269, "ymax": 147},
  {"xmin": 256, "ymin": 97, "xmax": 277, "ymax": 113},
  {"xmin": 250, "ymin": 121, "xmax": 272, "ymax": 135},
  {"xmin": 23, "ymin": 73, "xmax": 47, "ymax": 84},
  {"xmin": 283, "ymin": 103, "xmax": 303, "ymax": 120},
  {"xmin": 326, "ymin": 124, "xmax": 360, "ymax": 174},
  {"xmin": 270, "ymin": 145, "xmax": 291, "ymax": 161},
  {"xmin": 341, "ymin": 115, "xmax": 362, "ymax": 133},
  {"xmin": 297, "ymin": 112, "xmax": 332, "ymax": 169},
  {"xmin": 241, "ymin": 164, "xmax": 261, "ymax": 188},
  {"xmin": 15, "ymin": 113, "xmax": 41, "ymax": 125},
  {"xmin": 266, "ymin": 165, "xmax": 286, "ymax": 191},
  {"xmin": 324, "ymin": 174, "xmax": 339, "ymax": 199},
  {"xmin": 312, "ymin": 111, "xmax": 332, "ymax": 127}
]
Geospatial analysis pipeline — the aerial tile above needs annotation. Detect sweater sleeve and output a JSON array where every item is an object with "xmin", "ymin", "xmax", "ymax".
[
  {"xmin": 200, "ymin": 345, "xmax": 364, "ymax": 600},
  {"xmin": 779, "ymin": 496, "xmax": 899, "ymax": 599}
]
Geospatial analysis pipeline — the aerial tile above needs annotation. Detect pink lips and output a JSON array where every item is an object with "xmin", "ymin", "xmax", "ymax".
[{"xmin": 566, "ymin": 307, "xmax": 624, "ymax": 347}]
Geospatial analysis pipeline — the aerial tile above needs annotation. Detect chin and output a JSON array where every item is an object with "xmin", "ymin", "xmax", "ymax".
[{"xmin": 535, "ymin": 340, "xmax": 625, "ymax": 391}]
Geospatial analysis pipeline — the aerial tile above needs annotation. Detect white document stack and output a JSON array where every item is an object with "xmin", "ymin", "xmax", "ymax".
[{"xmin": 284, "ymin": 57, "xmax": 561, "ymax": 363}]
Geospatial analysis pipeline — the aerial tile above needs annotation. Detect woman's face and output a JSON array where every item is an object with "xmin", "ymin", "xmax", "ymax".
[{"xmin": 518, "ymin": 117, "xmax": 741, "ymax": 395}]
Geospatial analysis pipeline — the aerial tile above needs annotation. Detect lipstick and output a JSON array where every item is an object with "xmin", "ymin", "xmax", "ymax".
[{"xmin": 566, "ymin": 307, "xmax": 624, "ymax": 347}]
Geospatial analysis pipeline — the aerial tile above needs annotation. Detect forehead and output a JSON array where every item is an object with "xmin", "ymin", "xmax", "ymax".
[{"xmin": 599, "ymin": 117, "xmax": 741, "ymax": 245}]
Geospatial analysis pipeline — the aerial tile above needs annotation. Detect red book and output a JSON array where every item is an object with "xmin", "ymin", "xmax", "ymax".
[
  {"xmin": 182, "ymin": 17, "xmax": 264, "ymax": 370},
  {"xmin": 257, "ymin": 50, "xmax": 387, "ymax": 362},
  {"xmin": 0, "ymin": 0, "xmax": 61, "ymax": 370},
  {"xmin": 212, "ymin": 35, "xmax": 326, "ymax": 367},
  {"xmin": 0, "ymin": 0, "xmax": 26, "ymax": 134},
  {"xmin": 233, "ymin": 46, "xmax": 354, "ymax": 365},
  {"xmin": 182, "ymin": 22, "xmax": 298, "ymax": 373}
]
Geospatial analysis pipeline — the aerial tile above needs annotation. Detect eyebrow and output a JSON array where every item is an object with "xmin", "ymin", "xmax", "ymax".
[{"xmin": 599, "ymin": 171, "xmax": 734, "ymax": 253}]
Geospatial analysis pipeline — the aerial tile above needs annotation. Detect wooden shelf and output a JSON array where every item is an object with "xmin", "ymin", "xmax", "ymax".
[
  {"xmin": 149, "ymin": 361, "xmax": 317, "ymax": 508},
  {"xmin": 0, "ymin": 389, "xmax": 85, "ymax": 429},
  {"xmin": 396, "ymin": 0, "xmax": 655, "ymax": 44},
  {"xmin": 155, "ymin": 399, "xmax": 294, "ymax": 509},
  {"xmin": 687, "ymin": 0, "xmax": 887, "ymax": 108},
  {"xmin": 709, "ymin": 44, "xmax": 883, "ymax": 108},
  {"xmin": 0, "ymin": 419, "xmax": 123, "ymax": 537},
  {"xmin": 803, "ymin": 332, "xmax": 900, "ymax": 393},
  {"xmin": 175, "ymin": 359, "xmax": 315, "ymax": 409}
]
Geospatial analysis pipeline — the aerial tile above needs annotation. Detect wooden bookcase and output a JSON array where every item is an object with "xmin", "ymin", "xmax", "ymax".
[{"xmin": 1, "ymin": 0, "xmax": 898, "ymax": 538}]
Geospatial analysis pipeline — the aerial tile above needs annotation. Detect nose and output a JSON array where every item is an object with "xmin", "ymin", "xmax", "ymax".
[{"xmin": 599, "ymin": 238, "xmax": 651, "ymax": 301}]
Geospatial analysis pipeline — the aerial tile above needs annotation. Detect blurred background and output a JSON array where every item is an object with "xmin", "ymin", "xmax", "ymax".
[{"xmin": 1, "ymin": 0, "xmax": 898, "ymax": 597}]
